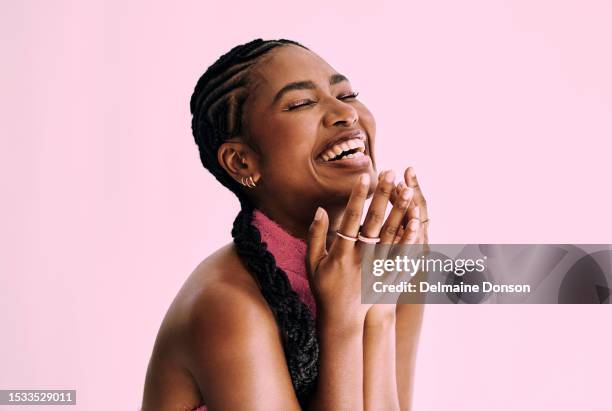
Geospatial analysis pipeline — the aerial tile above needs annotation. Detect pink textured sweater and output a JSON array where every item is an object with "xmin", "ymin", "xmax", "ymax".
[{"xmin": 193, "ymin": 209, "xmax": 315, "ymax": 411}]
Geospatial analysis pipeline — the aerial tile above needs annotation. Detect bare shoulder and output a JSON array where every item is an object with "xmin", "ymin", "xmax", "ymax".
[
  {"xmin": 182, "ymin": 242, "xmax": 277, "ymax": 326},
  {"xmin": 143, "ymin": 243, "xmax": 295, "ymax": 410},
  {"xmin": 180, "ymin": 242, "xmax": 280, "ymax": 343},
  {"xmin": 153, "ymin": 242, "xmax": 278, "ymax": 362}
]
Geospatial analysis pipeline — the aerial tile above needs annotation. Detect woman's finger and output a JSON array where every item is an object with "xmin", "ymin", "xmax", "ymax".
[
  {"xmin": 360, "ymin": 170, "xmax": 396, "ymax": 240},
  {"xmin": 331, "ymin": 173, "xmax": 371, "ymax": 255},
  {"xmin": 398, "ymin": 199, "xmax": 421, "ymax": 244},
  {"xmin": 389, "ymin": 181, "xmax": 402, "ymax": 205},
  {"xmin": 379, "ymin": 185, "xmax": 414, "ymax": 245},
  {"xmin": 306, "ymin": 207, "xmax": 329, "ymax": 275},
  {"xmin": 400, "ymin": 216, "xmax": 421, "ymax": 245},
  {"xmin": 404, "ymin": 167, "xmax": 428, "ymax": 221}
]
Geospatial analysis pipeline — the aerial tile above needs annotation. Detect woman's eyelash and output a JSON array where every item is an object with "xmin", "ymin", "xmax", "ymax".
[
  {"xmin": 339, "ymin": 91, "xmax": 359, "ymax": 99},
  {"xmin": 286, "ymin": 99, "xmax": 317, "ymax": 111},
  {"xmin": 284, "ymin": 91, "xmax": 359, "ymax": 111}
]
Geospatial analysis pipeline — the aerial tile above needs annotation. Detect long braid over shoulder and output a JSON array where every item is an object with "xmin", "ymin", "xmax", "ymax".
[{"xmin": 189, "ymin": 38, "xmax": 319, "ymax": 404}]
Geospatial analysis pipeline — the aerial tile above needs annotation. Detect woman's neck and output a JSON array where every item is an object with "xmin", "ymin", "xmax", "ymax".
[{"xmin": 254, "ymin": 202, "xmax": 347, "ymax": 249}]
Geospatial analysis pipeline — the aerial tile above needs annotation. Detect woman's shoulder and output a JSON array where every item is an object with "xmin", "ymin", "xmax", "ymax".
[
  {"xmin": 158, "ymin": 243, "xmax": 278, "ymax": 358},
  {"xmin": 183, "ymin": 242, "xmax": 261, "ymax": 303},
  {"xmin": 143, "ymin": 243, "xmax": 284, "ymax": 409},
  {"xmin": 183, "ymin": 242, "xmax": 276, "ymax": 327}
]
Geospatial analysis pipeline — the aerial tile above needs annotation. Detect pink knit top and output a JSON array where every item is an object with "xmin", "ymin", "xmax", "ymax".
[{"xmin": 193, "ymin": 209, "xmax": 315, "ymax": 411}]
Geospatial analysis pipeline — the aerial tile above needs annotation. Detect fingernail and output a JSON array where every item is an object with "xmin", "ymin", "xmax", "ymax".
[
  {"xmin": 314, "ymin": 207, "xmax": 323, "ymax": 221},
  {"xmin": 359, "ymin": 173, "xmax": 370, "ymax": 185},
  {"xmin": 408, "ymin": 167, "xmax": 416, "ymax": 177},
  {"xmin": 384, "ymin": 170, "xmax": 395, "ymax": 183}
]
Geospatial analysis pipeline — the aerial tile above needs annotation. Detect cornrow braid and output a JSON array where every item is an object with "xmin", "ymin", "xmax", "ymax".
[{"xmin": 189, "ymin": 38, "xmax": 319, "ymax": 404}]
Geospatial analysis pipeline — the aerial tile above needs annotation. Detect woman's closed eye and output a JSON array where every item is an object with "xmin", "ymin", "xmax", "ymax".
[
  {"xmin": 338, "ymin": 91, "xmax": 359, "ymax": 101},
  {"xmin": 285, "ymin": 99, "xmax": 318, "ymax": 111},
  {"xmin": 284, "ymin": 91, "xmax": 360, "ymax": 111}
]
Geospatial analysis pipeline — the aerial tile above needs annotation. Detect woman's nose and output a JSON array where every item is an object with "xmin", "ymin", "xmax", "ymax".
[{"xmin": 323, "ymin": 98, "xmax": 359, "ymax": 128}]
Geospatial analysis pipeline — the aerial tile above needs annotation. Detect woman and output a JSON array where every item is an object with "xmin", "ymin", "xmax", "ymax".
[{"xmin": 142, "ymin": 38, "xmax": 429, "ymax": 411}]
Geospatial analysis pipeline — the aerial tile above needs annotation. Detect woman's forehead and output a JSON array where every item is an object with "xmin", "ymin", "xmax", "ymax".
[{"xmin": 251, "ymin": 45, "xmax": 339, "ymax": 94}]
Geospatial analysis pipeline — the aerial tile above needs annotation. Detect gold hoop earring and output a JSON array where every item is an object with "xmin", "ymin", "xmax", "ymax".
[
  {"xmin": 247, "ymin": 176, "xmax": 257, "ymax": 188},
  {"xmin": 240, "ymin": 176, "xmax": 258, "ymax": 188}
]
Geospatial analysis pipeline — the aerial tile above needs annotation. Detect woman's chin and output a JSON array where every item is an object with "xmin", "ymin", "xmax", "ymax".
[
  {"xmin": 314, "ymin": 154, "xmax": 376, "ymax": 190},
  {"xmin": 319, "ymin": 170, "xmax": 377, "ymax": 204}
]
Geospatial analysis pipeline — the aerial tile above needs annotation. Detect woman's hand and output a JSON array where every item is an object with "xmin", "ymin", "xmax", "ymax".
[
  {"xmin": 306, "ymin": 170, "xmax": 421, "ymax": 329},
  {"xmin": 363, "ymin": 170, "xmax": 421, "ymax": 326},
  {"xmin": 306, "ymin": 173, "xmax": 372, "ymax": 329},
  {"xmin": 305, "ymin": 170, "xmax": 424, "ymax": 411}
]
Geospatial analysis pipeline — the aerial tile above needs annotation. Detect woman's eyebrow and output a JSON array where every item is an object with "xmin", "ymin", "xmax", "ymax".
[{"xmin": 272, "ymin": 74, "xmax": 350, "ymax": 104}]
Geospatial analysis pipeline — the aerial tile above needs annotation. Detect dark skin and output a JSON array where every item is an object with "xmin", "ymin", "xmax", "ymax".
[
  {"xmin": 142, "ymin": 45, "xmax": 429, "ymax": 411},
  {"xmin": 219, "ymin": 44, "xmax": 379, "ymax": 238}
]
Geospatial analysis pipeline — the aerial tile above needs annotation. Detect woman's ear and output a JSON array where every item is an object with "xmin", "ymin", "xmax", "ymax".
[{"xmin": 217, "ymin": 140, "xmax": 261, "ymax": 186}]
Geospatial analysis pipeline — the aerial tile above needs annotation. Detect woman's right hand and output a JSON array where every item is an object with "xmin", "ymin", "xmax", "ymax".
[{"xmin": 306, "ymin": 171, "xmax": 419, "ymax": 329}]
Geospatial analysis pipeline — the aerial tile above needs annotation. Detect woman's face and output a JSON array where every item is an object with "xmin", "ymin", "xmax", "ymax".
[{"xmin": 243, "ymin": 45, "xmax": 377, "ymax": 216}]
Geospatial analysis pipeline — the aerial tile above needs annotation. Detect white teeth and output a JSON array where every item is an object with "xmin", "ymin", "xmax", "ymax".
[{"xmin": 320, "ymin": 137, "xmax": 368, "ymax": 161}]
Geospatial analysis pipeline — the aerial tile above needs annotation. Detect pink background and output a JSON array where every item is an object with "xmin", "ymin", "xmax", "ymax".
[{"xmin": 2, "ymin": 1, "xmax": 611, "ymax": 410}]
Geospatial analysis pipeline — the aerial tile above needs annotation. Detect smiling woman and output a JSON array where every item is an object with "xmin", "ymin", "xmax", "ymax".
[{"xmin": 141, "ymin": 38, "xmax": 429, "ymax": 411}]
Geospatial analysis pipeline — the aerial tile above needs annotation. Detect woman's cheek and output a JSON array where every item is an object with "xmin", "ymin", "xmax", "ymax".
[{"xmin": 358, "ymin": 104, "xmax": 376, "ymax": 139}]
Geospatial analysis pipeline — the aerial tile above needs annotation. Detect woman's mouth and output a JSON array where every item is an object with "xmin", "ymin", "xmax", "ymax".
[{"xmin": 318, "ymin": 138, "xmax": 366, "ymax": 162}]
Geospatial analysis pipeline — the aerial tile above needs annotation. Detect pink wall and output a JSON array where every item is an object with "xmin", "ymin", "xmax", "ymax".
[{"xmin": 1, "ymin": 0, "xmax": 611, "ymax": 410}]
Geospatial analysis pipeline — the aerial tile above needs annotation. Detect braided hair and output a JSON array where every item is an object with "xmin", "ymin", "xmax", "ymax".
[{"xmin": 189, "ymin": 39, "xmax": 319, "ymax": 404}]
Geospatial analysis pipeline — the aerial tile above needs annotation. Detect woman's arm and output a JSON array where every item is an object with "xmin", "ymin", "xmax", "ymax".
[
  {"xmin": 393, "ymin": 167, "xmax": 428, "ymax": 411},
  {"xmin": 185, "ymin": 281, "xmax": 302, "ymax": 411},
  {"xmin": 364, "ymin": 310, "xmax": 400, "ymax": 411},
  {"xmin": 395, "ymin": 303, "xmax": 424, "ymax": 411},
  {"xmin": 185, "ymin": 271, "xmax": 367, "ymax": 411},
  {"xmin": 309, "ymin": 171, "xmax": 420, "ymax": 410},
  {"xmin": 305, "ymin": 184, "xmax": 373, "ymax": 410},
  {"xmin": 308, "ymin": 314, "xmax": 365, "ymax": 410},
  {"xmin": 362, "ymin": 174, "xmax": 422, "ymax": 411}
]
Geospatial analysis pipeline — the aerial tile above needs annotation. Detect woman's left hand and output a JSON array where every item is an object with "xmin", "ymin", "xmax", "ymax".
[
  {"xmin": 391, "ymin": 167, "xmax": 429, "ymax": 246},
  {"xmin": 364, "ymin": 167, "xmax": 429, "ymax": 326}
]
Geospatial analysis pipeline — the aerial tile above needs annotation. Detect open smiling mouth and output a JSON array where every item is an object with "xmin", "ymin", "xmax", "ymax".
[{"xmin": 318, "ymin": 137, "xmax": 367, "ymax": 162}]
